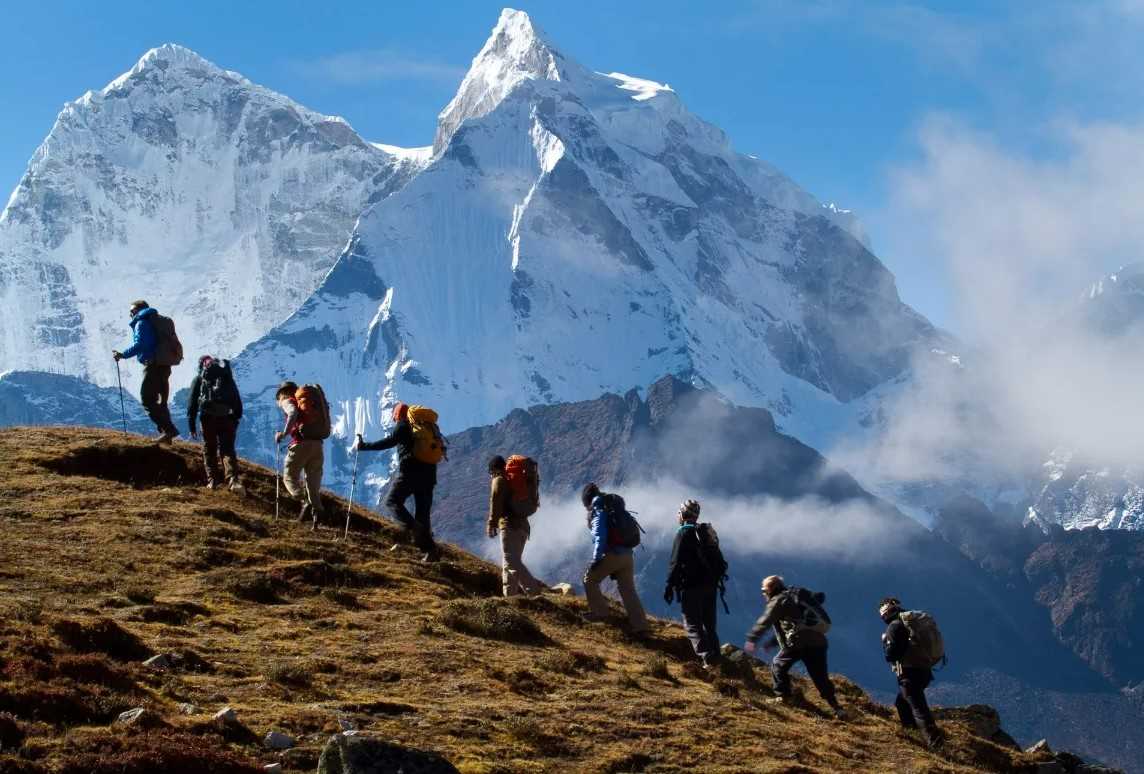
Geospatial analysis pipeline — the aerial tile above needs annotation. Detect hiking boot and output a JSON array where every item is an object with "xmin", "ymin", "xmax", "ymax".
[
  {"xmin": 228, "ymin": 480, "xmax": 246, "ymax": 495},
  {"xmin": 580, "ymin": 613, "xmax": 607, "ymax": 624},
  {"xmin": 298, "ymin": 504, "xmax": 312, "ymax": 523},
  {"xmin": 205, "ymin": 480, "xmax": 219, "ymax": 490},
  {"xmin": 420, "ymin": 547, "xmax": 442, "ymax": 563},
  {"xmin": 766, "ymin": 694, "xmax": 793, "ymax": 706},
  {"xmin": 154, "ymin": 431, "xmax": 175, "ymax": 446},
  {"xmin": 831, "ymin": 706, "xmax": 849, "ymax": 721},
  {"xmin": 921, "ymin": 727, "xmax": 944, "ymax": 751}
]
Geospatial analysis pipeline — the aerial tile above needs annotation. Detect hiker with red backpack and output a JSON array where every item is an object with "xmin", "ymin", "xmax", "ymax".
[
  {"xmin": 580, "ymin": 483, "xmax": 649, "ymax": 636},
  {"xmin": 664, "ymin": 499, "xmax": 727, "ymax": 668},
  {"xmin": 186, "ymin": 355, "xmax": 245, "ymax": 493},
  {"xmin": 744, "ymin": 575, "xmax": 847, "ymax": 719},
  {"xmin": 112, "ymin": 299, "xmax": 182, "ymax": 444},
  {"xmin": 486, "ymin": 455, "xmax": 544, "ymax": 596},
  {"xmin": 879, "ymin": 597, "xmax": 944, "ymax": 749},
  {"xmin": 356, "ymin": 402, "xmax": 445, "ymax": 562},
  {"xmin": 274, "ymin": 381, "xmax": 330, "ymax": 529}
]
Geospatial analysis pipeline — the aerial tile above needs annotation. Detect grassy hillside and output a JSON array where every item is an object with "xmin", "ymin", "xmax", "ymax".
[{"xmin": 0, "ymin": 428, "xmax": 1052, "ymax": 773}]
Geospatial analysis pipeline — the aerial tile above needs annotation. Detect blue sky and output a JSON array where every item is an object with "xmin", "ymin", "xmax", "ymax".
[{"xmin": 2, "ymin": 0, "xmax": 1141, "ymax": 332}]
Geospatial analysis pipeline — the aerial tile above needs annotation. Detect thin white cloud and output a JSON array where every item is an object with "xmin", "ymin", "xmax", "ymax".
[{"xmin": 291, "ymin": 49, "xmax": 465, "ymax": 85}]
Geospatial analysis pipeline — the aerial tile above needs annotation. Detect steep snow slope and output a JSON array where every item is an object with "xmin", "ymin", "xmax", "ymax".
[
  {"xmin": 0, "ymin": 44, "xmax": 424, "ymax": 391},
  {"xmin": 234, "ymin": 9, "xmax": 938, "ymax": 471}
]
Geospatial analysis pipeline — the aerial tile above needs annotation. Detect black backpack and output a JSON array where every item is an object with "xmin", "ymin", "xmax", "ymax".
[
  {"xmin": 198, "ymin": 360, "xmax": 241, "ymax": 418},
  {"xmin": 692, "ymin": 523, "xmax": 730, "ymax": 613},
  {"xmin": 601, "ymin": 493, "xmax": 644, "ymax": 549}
]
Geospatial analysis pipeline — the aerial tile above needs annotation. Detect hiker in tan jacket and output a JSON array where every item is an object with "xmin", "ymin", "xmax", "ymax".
[{"xmin": 486, "ymin": 455, "xmax": 544, "ymax": 596}]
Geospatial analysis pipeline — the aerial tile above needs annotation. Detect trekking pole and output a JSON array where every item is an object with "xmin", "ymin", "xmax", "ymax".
[
  {"xmin": 343, "ymin": 436, "xmax": 360, "ymax": 542},
  {"xmin": 274, "ymin": 440, "xmax": 281, "ymax": 521},
  {"xmin": 114, "ymin": 359, "xmax": 128, "ymax": 436}
]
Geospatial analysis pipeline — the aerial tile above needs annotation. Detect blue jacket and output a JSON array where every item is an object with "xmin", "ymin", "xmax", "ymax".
[
  {"xmin": 120, "ymin": 307, "xmax": 159, "ymax": 364},
  {"xmin": 590, "ymin": 495, "xmax": 632, "ymax": 561}
]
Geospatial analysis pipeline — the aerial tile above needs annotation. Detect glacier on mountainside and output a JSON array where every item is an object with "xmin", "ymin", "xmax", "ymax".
[
  {"xmin": 232, "ymin": 8, "xmax": 940, "ymax": 489},
  {"xmin": 0, "ymin": 44, "xmax": 425, "ymax": 393}
]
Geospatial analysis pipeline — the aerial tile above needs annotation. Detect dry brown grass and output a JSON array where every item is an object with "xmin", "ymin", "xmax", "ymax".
[{"xmin": 0, "ymin": 427, "xmax": 1053, "ymax": 773}]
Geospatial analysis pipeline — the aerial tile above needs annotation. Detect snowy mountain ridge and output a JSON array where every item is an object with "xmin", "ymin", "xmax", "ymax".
[
  {"xmin": 0, "ymin": 43, "xmax": 425, "ymax": 391},
  {"xmin": 230, "ymin": 8, "xmax": 938, "ymax": 482}
]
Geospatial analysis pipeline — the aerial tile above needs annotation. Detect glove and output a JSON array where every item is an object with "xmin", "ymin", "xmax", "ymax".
[
  {"xmin": 189, "ymin": 428, "xmax": 198, "ymax": 440},
  {"xmin": 112, "ymin": 350, "xmax": 123, "ymax": 361},
  {"xmin": 487, "ymin": 523, "xmax": 498, "ymax": 539},
  {"xmin": 743, "ymin": 640, "xmax": 757, "ymax": 656},
  {"xmin": 663, "ymin": 585, "xmax": 675, "ymax": 605},
  {"xmin": 274, "ymin": 431, "xmax": 285, "ymax": 444},
  {"xmin": 354, "ymin": 433, "xmax": 363, "ymax": 451}
]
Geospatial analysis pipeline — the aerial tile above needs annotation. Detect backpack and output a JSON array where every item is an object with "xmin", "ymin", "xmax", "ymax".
[
  {"xmin": 151, "ymin": 314, "xmax": 183, "ymax": 366},
  {"xmin": 295, "ymin": 384, "xmax": 331, "ymax": 441},
  {"xmin": 504, "ymin": 455, "xmax": 540, "ymax": 518},
  {"xmin": 198, "ymin": 360, "xmax": 241, "ymax": 418},
  {"xmin": 787, "ymin": 587, "xmax": 832, "ymax": 635},
  {"xmin": 600, "ymin": 493, "xmax": 643, "ymax": 549},
  {"xmin": 407, "ymin": 405, "xmax": 446, "ymax": 464},
  {"xmin": 691, "ymin": 523, "xmax": 730, "ymax": 613},
  {"xmin": 899, "ymin": 610, "xmax": 945, "ymax": 668}
]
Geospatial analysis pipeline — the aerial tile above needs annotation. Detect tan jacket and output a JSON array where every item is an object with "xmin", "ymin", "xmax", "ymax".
[{"xmin": 488, "ymin": 475, "xmax": 515, "ymax": 532}]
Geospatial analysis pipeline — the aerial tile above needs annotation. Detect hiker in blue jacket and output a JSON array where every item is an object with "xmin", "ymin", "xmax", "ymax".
[
  {"xmin": 580, "ymin": 482, "xmax": 649, "ymax": 635},
  {"xmin": 113, "ymin": 300, "xmax": 180, "ymax": 444}
]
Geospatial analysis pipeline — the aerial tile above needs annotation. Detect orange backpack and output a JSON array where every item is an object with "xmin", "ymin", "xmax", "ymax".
[
  {"xmin": 407, "ymin": 405, "xmax": 446, "ymax": 464},
  {"xmin": 504, "ymin": 455, "xmax": 540, "ymax": 518},
  {"xmin": 295, "ymin": 384, "xmax": 331, "ymax": 440}
]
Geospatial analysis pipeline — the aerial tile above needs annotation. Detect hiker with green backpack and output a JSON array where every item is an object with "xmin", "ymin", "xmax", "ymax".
[
  {"xmin": 356, "ymin": 402, "xmax": 445, "ymax": 563},
  {"xmin": 744, "ymin": 575, "xmax": 846, "ymax": 719},
  {"xmin": 664, "ymin": 499, "xmax": 727, "ymax": 668},
  {"xmin": 580, "ymin": 483, "xmax": 649, "ymax": 636},
  {"xmin": 879, "ymin": 597, "xmax": 944, "ymax": 749},
  {"xmin": 186, "ymin": 355, "xmax": 245, "ymax": 493},
  {"xmin": 112, "ymin": 299, "xmax": 182, "ymax": 444},
  {"xmin": 486, "ymin": 455, "xmax": 544, "ymax": 596},
  {"xmin": 274, "ymin": 381, "xmax": 330, "ymax": 529}
]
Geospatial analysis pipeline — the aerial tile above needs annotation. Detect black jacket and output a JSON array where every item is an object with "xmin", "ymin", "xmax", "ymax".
[
  {"xmin": 666, "ymin": 524, "xmax": 711, "ymax": 590},
  {"xmin": 746, "ymin": 588, "xmax": 828, "ymax": 650},
  {"xmin": 882, "ymin": 618, "xmax": 910, "ymax": 663},
  {"xmin": 186, "ymin": 362, "xmax": 243, "ymax": 432},
  {"xmin": 359, "ymin": 421, "xmax": 437, "ymax": 486}
]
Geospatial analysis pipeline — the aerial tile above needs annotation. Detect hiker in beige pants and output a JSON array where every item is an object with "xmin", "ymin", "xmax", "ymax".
[
  {"xmin": 486, "ymin": 456, "xmax": 543, "ymax": 596},
  {"xmin": 580, "ymin": 482, "xmax": 649, "ymax": 634}
]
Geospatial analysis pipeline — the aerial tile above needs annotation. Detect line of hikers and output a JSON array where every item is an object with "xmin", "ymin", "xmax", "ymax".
[{"xmin": 114, "ymin": 299, "xmax": 945, "ymax": 750}]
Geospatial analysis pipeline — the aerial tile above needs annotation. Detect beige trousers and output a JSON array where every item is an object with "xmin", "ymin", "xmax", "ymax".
[
  {"xmin": 283, "ymin": 440, "xmax": 324, "ymax": 514},
  {"xmin": 500, "ymin": 521, "xmax": 543, "ymax": 596},
  {"xmin": 583, "ymin": 552, "xmax": 648, "ymax": 633}
]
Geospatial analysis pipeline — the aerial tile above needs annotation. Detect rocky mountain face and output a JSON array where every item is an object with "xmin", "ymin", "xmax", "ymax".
[
  {"xmin": 0, "ymin": 44, "xmax": 424, "ymax": 392},
  {"xmin": 232, "ymin": 8, "xmax": 939, "ymax": 475},
  {"xmin": 0, "ymin": 370, "xmax": 151, "ymax": 433}
]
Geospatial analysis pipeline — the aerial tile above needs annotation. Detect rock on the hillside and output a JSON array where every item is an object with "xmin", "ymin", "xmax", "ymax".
[
  {"xmin": 177, "ymin": 702, "xmax": 198, "ymax": 715},
  {"xmin": 317, "ymin": 733, "xmax": 460, "ymax": 774},
  {"xmin": 114, "ymin": 707, "xmax": 148, "ymax": 726},
  {"xmin": 263, "ymin": 730, "xmax": 295, "ymax": 750},
  {"xmin": 1028, "ymin": 739, "xmax": 1053, "ymax": 754},
  {"xmin": 213, "ymin": 707, "xmax": 238, "ymax": 724},
  {"xmin": 550, "ymin": 583, "xmax": 573, "ymax": 595},
  {"xmin": 142, "ymin": 653, "xmax": 172, "ymax": 670},
  {"xmin": 263, "ymin": 765, "xmax": 282, "ymax": 773}
]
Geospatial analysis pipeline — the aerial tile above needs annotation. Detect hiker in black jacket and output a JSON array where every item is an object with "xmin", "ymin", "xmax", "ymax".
[
  {"xmin": 186, "ymin": 355, "xmax": 244, "ymax": 493},
  {"xmin": 880, "ymin": 597, "xmax": 942, "ymax": 749},
  {"xmin": 664, "ymin": 499, "xmax": 723, "ymax": 668},
  {"xmin": 356, "ymin": 402, "xmax": 440, "ymax": 562},
  {"xmin": 745, "ymin": 575, "xmax": 846, "ymax": 718}
]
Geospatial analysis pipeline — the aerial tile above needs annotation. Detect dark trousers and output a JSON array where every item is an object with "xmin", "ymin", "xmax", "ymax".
[
  {"xmin": 772, "ymin": 645, "xmax": 838, "ymax": 706},
  {"xmin": 140, "ymin": 364, "xmax": 178, "ymax": 435},
  {"xmin": 680, "ymin": 585, "xmax": 720, "ymax": 665},
  {"xmin": 385, "ymin": 475, "xmax": 436, "ymax": 551},
  {"xmin": 895, "ymin": 667, "xmax": 936, "ymax": 730},
  {"xmin": 201, "ymin": 415, "xmax": 240, "ymax": 484}
]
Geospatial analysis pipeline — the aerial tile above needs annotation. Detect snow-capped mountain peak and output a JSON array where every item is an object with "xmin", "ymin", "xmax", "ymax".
[
  {"xmin": 0, "ymin": 43, "xmax": 423, "ymax": 390},
  {"xmin": 434, "ymin": 8, "xmax": 582, "ymax": 154}
]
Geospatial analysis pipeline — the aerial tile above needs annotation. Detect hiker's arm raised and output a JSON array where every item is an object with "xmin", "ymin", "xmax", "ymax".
[{"xmin": 358, "ymin": 422, "xmax": 408, "ymax": 451}]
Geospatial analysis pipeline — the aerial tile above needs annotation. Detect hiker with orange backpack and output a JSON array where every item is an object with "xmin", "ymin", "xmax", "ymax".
[
  {"xmin": 112, "ymin": 299, "xmax": 182, "ymax": 444},
  {"xmin": 273, "ymin": 381, "xmax": 331, "ymax": 529},
  {"xmin": 356, "ymin": 402, "xmax": 445, "ymax": 562},
  {"xmin": 486, "ymin": 455, "xmax": 544, "ymax": 596}
]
